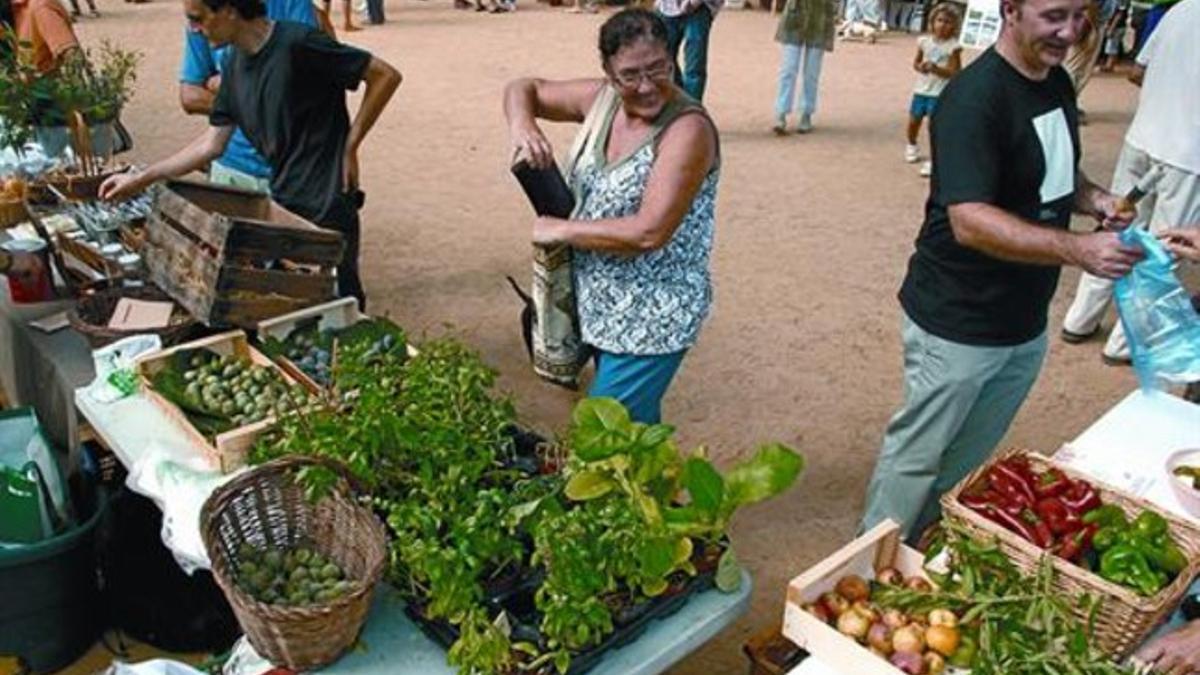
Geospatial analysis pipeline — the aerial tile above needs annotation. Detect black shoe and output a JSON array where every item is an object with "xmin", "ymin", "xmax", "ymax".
[
  {"xmin": 1061, "ymin": 326, "xmax": 1099, "ymax": 344},
  {"xmin": 1101, "ymin": 353, "xmax": 1132, "ymax": 367}
]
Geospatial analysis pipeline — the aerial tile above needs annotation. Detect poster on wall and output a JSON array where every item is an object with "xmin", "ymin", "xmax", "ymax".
[{"xmin": 959, "ymin": 0, "xmax": 1002, "ymax": 48}]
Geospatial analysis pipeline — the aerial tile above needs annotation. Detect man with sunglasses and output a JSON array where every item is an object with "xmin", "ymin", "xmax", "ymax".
[{"xmin": 100, "ymin": 0, "xmax": 401, "ymax": 309}]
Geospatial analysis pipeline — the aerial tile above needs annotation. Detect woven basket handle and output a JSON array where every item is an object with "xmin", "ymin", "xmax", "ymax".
[{"xmin": 254, "ymin": 454, "xmax": 372, "ymax": 501}]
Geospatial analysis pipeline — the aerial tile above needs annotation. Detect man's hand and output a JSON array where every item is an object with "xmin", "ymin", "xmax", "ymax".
[
  {"xmin": 99, "ymin": 170, "xmax": 149, "ymax": 202},
  {"xmin": 1134, "ymin": 620, "xmax": 1200, "ymax": 675},
  {"xmin": 1091, "ymin": 189, "xmax": 1137, "ymax": 230},
  {"xmin": 510, "ymin": 122, "xmax": 555, "ymax": 170},
  {"xmin": 205, "ymin": 73, "xmax": 222, "ymax": 93},
  {"xmin": 342, "ymin": 145, "xmax": 359, "ymax": 192},
  {"xmin": 1067, "ymin": 230, "xmax": 1143, "ymax": 279},
  {"xmin": 1161, "ymin": 228, "xmax": 1200, "ymax": 263}
]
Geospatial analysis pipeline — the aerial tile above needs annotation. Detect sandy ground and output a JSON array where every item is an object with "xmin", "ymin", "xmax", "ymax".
[{"xmin": 58, "ymin": 2, "xmax": 1153, "ymax": 673}]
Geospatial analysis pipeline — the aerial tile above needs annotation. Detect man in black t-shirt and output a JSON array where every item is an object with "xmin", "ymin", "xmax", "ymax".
[
  {"xmin": 101, "ymin": 0, "xmax": 402, "ymax": 309},
  {"xmin": 858, "ymin": 0, "xmax": 1141, "ymax": 542}
]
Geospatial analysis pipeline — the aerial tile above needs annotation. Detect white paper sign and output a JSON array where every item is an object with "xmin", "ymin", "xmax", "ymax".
[{"xmin": 960, "ymin": 0, "xmax": 1003, "ymax": 49}]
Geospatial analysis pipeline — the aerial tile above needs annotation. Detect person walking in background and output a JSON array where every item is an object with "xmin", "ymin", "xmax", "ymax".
[
  {"xmin": 10, "ymin": 0, "xmax": 80, "ymax": 72},
  {"xmin": 1063, "ymin": 0, "xmax": 1113, "ymax": 121},
  {"xmin": 323, "ymin": 0, "xmax": 358, "ymax": 32},
  {"xmin": 1098, "ymin": 2, "xmax": 1128, "ymax": 71},
  {"xmin": 656, "ymin": 0, "xmax": 723, "ymax": 101},
  {"xmin": 904, "ymin": 2, "xmax": 961, "ymax": 177},
  {"xmin": 1061, "ymin": 0, "xmax": 1200, "ymax": 364},
  {"xmin": 859, "ymin": 0, "xmax": 1139, "ymax": 542},
  {"xmin": 65, "ymin": 0, "xmax": 99, "ymax": 20},
  {"xmin": 177, "ymin": 0, "xmax": 321, "ymax": 193},
  {"xmin": 771, "ymin": 0, "xmax": 837, "ymax": 134}
]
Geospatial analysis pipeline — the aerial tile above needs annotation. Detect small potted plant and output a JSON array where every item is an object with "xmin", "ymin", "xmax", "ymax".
[{"xmin": 31, "ymin": 41, "xmax": 140, "ymax": 159}]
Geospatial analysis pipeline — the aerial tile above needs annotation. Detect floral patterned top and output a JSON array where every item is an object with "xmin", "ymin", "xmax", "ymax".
[{"xmin": 569, "ymin": 91, "xmax": 720, "ymax": 355}]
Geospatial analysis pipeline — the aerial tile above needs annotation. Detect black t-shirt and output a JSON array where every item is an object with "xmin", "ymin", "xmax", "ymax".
[
  {"xmin": 898, "ymin": 48, "xmax": 1080, "ymax": 346},
  {"xmin": 210, "ymin": 21, "xmax": 371, "ymax": 228}
]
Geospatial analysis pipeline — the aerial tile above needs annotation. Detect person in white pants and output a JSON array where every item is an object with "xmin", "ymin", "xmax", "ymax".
[{"xmin": 1060, "ymin": 0, "xmax": 1200, "ymax": 364}]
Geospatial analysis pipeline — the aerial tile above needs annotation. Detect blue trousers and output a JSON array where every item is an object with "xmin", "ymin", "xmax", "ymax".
[
  {"xmin": 662, "ymin": 6, "xmax": 713, "ymax": 101},
  {"xmin": 775, "ymin": 42, "xmax": 825, "ymax": 118},
  {"xmin": 588, "ymin": 349, "xmax": 687, "ymax": 424}
]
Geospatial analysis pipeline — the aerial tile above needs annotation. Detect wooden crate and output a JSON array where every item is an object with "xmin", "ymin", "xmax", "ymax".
[
  {"xmin": 135, "ymin": 330, "xmax": 310, "ymax": 473},
  {"xmin": 782, "ymin": 520, "xmax": 929, "ymax": 675},
  {"xmin": 142, "ymin": 179, "xmax": 344, "ymax": 329},
  {"xmin": 256, "ymin": 297, "xmax": 417, "ymax": 391}
]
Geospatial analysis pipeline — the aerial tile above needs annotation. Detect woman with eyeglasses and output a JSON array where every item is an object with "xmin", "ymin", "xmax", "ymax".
[{"xmin": 503, "ymin": 7, "xmax": 720, "ymax": 425}]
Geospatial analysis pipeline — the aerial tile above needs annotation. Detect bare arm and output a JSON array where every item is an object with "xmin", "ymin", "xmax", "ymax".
[
  {"xmin": 912, "ymin": 46, "xmax": 925, "ymax": 74},
  {"xmin": 948, "ymin": 202, "xmax": 1140, "ymax": 278},
  {"xmin": 534, "ymin": 113, "xmax": 718, "ymax": 256},
  {"xmin": 342, "ymin": 55, "xmax": 402, "ymax": 191},
  {"xmin": 179, "ymin": 82, "xmax": 215, "ymax": 115},
  {"xmin": 503, "ymin": 77, "xmax": 605, "ymax": 168},
  {"xmin": 928, "ymin": 48, "xmax": 962, "ymax": 79},
  {"xmin": 99, "ymin": 125, "xmax": 234, "ymax": 201}
]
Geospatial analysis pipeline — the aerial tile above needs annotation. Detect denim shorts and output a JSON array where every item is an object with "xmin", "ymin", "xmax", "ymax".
[{"xmin": 909, "ymin": 94, "xmax": 939, "ymax": 119}]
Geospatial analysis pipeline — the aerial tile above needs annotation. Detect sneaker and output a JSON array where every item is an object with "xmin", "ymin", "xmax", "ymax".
[
  {"xmin": 1060, "ymin": 326, "xmax": 1099, "ymax": 344},
  {"xmin": 904, "ymin": 144, "xmax": 920, "ymax": 163},
  {"xmin": 919, "ymin": 161, "xmax": 932, "ymax": 177},
  {"xmin": 1101, "ymin": 352, "xmax": 1132, "ymax": 367},
  {"xmin": 772, "ymin": 115, "xmax": 788, "ymax": 135},
  {"xmin": 796, "ymin": 113, "xmax": 813, "ymax": 134}
]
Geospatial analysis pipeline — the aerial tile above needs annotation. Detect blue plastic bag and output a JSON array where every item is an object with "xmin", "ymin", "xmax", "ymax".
[{"xmin": 1113, "ymin": 227, "xmax": 1200, "ymax": 390}]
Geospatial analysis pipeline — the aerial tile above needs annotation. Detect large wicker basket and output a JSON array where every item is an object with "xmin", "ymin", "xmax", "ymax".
[
  {"xmin": 941, "ymin": 448, "xmax": 1200, "ymax": 659},
  {"xmin": 69, "ymin": 285, "xmax": 200, "ymax": 348},
  {"xmin": 201, "ymin": 455, "xmax": 388, "ymax": 669}
]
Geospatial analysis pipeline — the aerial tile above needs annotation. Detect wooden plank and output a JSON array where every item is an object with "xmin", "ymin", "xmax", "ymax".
[
  {"xmin": 164, "ymin": 178, "xmax": 272, "ymax": 221},
  {"xmin": 218, "ymin": 266, "xmax": 337, "ymax": 300},
  {"xmin": 152, "ymin": 184, "xmax": 233, "ymax": 250},
  {"xmin": 213, "ymin": 294, "xmax": 328, "ymax": 329},
  {"xmin": 256, "ymin": 296, "xmax": 364, "ymax": 341},
  {"xmin": 144, "ymin": 213, "xmax": 222, "ymax": 323},
  {"xmin": 225, "ymin": 223, "xmax": 344, "ymax": 265}
]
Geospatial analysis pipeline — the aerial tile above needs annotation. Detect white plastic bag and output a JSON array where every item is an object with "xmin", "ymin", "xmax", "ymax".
[{"xmin": 86, "ymin": 334, "xmax": 162, "ymax": 404}]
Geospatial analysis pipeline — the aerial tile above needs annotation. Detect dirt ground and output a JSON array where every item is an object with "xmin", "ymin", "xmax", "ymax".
[{"xmin": 61, "ymin": 2, "xmax": 1149, "ymax": 673}]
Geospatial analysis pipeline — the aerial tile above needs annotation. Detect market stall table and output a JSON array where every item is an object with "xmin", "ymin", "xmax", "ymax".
[
  {"xmin": 75, "ymin": 385, "xmax": 755, "ymax": 675},
  {"xmin": 786, "ymin": 389, "xmax": 1200, "ymax": 675}
]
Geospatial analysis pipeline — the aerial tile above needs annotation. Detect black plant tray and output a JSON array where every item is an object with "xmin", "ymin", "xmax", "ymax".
[{"xmin": 404, "ymin": 566, "xmax": 718, "ymax": 675}]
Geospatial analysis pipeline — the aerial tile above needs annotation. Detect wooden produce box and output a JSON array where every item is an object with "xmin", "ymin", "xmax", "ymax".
[
  {"xmin": 135, "ymin": 330, "xmax": 312, "ymax": 473},
  {"xmin": 782, "ymin": 520, "xmax": 930, "ymax": 675},
  {"xmin": 143, "ymin": 179, "xmax": 345, "ymax": 329},
  {"xmin": 257, "ymin": 297, "xmax": 417, "ymax": 391}
]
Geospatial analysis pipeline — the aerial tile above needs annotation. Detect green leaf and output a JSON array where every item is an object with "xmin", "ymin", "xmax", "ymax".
[
  {"xmin": 673, "ymin": 537, "xmax": 694, "ymax": 565},
  {"xmin": 564, "ymin": 470, "xmax": 616, "ymax": 501},
  {"xmin": 642, "ymin": 578, "xmax": 669, "ymax": 597},
  {"xmin": 637, "ymin": 423, "xmax": 675, "ymax": 450},
  {"xmin": 724, "ymin": 443, "xmax": 805, "ymax": 511},
  {"xmin": 681, "ymin": 458, "xmax": 724, "ymax": 517},
  {"xmin": 716, "ymin": 545, "xmax": 742, "ymax": 592},
  {"xmin": 638, "ymin": 538, "xmax": 676, "ymax": 580},
  {"xmin": 570, "ymin": 398, "xmax": 632, "ymax": 461}
]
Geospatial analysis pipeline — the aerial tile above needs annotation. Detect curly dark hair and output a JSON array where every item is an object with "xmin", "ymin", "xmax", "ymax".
[
  {"xmin": 200, "ymin": 0, "xmax": 266, "ymax": 19},
  {"xmin": 598, "ymin": 8, "xmax": 669, "ymax": 65}
]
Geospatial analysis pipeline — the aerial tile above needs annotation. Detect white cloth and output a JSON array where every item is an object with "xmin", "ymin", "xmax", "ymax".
[
  {"xmin": 1126, "ymin": 0, "xmax": 1200, "ymax": 174},
  {"xmin": 1062, "ymin": 141, "xmax": 1200, "ymax": 358},
  {"xmin": 912, "ymin": 36, "xmax": 959, "ymax": 97},
  {"xmin": 656, "ymin": 0, "xmax": 724, "ymax": 17}
]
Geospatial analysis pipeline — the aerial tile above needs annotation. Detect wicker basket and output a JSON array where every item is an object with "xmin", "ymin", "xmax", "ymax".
[
  {"xmin": 201, "ymin": 455, "xmax": 388, "ymax": 670},
  {"xmin": 68, "ymin": 285, "xmax": 199, "ymax": 348},
  {"xmin": 941, "ymin": 448, "xmax": 1200, "ymax": 659}
]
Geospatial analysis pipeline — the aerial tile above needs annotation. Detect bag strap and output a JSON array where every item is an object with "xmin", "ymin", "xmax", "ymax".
[{"xmin": 563, "ymin": 83, "xmax": 618, "ymax": 181}]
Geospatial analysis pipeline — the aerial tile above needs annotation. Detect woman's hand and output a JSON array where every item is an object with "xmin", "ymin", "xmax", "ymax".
[
  {"xmin": 1161, "ymin": 228, "xmax": 1200, "ymax": 263},
  {"xmin": 532, "ymin": 216, "xmax": 564, "ymax": 246},
  {"xmin": 510, "ymin": 122, "xmax": 555, "ymax": 170}
]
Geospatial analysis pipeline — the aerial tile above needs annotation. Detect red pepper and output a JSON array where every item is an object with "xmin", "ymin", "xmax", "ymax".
[
  {"xmin": 1056, "ymin": 529, "xmax": 1085, "ymax": 562},
  {"xmin": 1035, "ymin": 497, "xmax": 1083, "ymax": 536},
  {"xmin": 960, "ymin": 491, "xmax": 996, "ymax": 511},
  {"xmin": 1061, "ymin": 479, "xmax": 1102, "ymax": 514},
  {"xmin": 1034, "ymin": 468, "xmax": 1070, "ymax": 498},
  {"xmin": 988, "ymin": 465, "xmax": 1035, "ymax": 509},
  {"xmin": 1080, "ymin": 523, "xmax": 1099, "ymax": 550},
  {"xmin": 1028, "ymin": 513, "xmax": 1054, "ymax": 549},
  {"xmin": 985, "ymin": 505, "xmax": 1040, "ymax": 544}
]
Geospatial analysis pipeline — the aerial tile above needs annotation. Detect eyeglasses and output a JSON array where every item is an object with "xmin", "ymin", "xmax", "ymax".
[{"xmin": 611, "ymin": 62, "xmax": 673, "ymax": 88}]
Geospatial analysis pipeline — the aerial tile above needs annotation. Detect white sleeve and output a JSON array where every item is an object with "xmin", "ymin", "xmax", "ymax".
[{"xmin": 1135, "ymin": 24, "xmax": 1161, "ymax": 67}]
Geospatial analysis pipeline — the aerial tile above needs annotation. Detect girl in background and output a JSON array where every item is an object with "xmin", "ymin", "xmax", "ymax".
[{"xmin": 903, "ymin": 2, "xmax": 961, "ymax": 177}]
